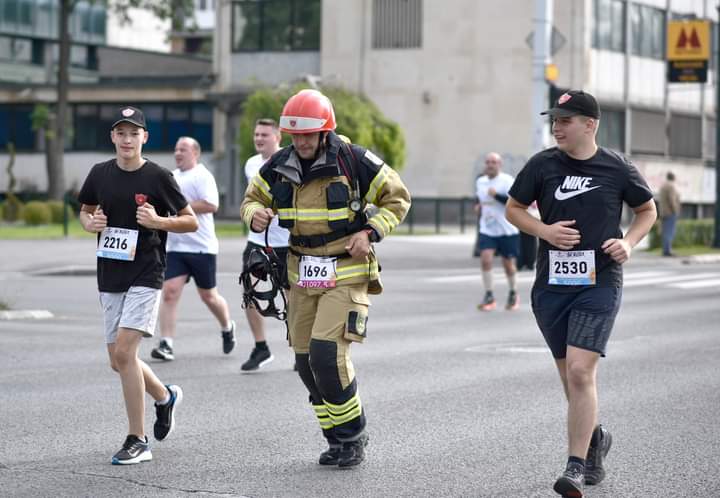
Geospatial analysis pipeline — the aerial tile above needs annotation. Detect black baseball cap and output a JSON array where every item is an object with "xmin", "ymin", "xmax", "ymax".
[
  {"xmin": 111, "ymin": 106, "xmax": 146, "ymax": 130},
  {"xmin": 541, "ymin": 90, "xmax": 600, "ymax": 119}
]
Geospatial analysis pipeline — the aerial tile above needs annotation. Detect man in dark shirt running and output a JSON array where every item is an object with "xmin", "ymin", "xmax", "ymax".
[
  {"xmin": 78, "ymin": 106, "xmax": 198, "ymax": 465},
  {"xmin": 506, "ymin": 91, "xmax": 656, "ymax": 497}
]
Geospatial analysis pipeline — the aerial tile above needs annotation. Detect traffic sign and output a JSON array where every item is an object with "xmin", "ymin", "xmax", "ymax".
[
  {"xmin": 667, "ymin": 20, "xmax": 710, "ymax": 61},
  {"xmin": 668, "ymin": 59, "xmax": 708, "ymax": 83}
]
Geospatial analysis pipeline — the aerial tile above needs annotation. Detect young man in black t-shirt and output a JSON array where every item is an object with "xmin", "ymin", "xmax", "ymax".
[
  {"xmin": 506, "ymin": 91, "xmax": 656, "ymax": 497},
  {"xmin": 78, "ymin": 106, "xmax": 198, "ymax": 465}
]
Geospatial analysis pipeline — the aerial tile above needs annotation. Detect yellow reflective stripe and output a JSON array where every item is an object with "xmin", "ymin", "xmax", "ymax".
[
  {"xmin": 377, "ymin": 207, "xmax": 399, "ymax": 226},
  {"xmin": 313, "ymin": 404, "xmax": 333, "ymax": 429},
  {"xmin": 288, "ymin": 269, "xmax": 299, "ymax": 284},
  {"xmin": 276, "ymin": 208, "xmax": 351, "ymax": 221},
  {"xmin": 252, "ymin": 175, "xmax": 272, "ymax": 202},
  {"xmin": 364, "ymin": 165, "xmax": 390, "ymax": 204},
  {"xmin": 369, "ymin": 214, "xmax": 391, "ymax": 234},
  {"xmin": 325, "ymin": 394, "xmax": 362, "ymax": 426},
  {"xmin": 241, "ymin": 202, "xmax": 265, "ymax": 226},
  {"xmin": 329, "ymin": 405, "xmax": 362, "ymax": 425}
]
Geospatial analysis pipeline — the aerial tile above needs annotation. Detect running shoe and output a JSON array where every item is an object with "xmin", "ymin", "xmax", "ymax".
[
  {"xmin": 222, "ymin": 320, "xmax": 236, "ymax": 354},
  {"xmin": 505, "ymin": 290, "xmax": 519, "ymax": 310},
  {"xmin": 241, "ymin": 347, "xmax": 274, "ymax": 372},
  {"xmin": 585, "ymin": 425, "xmax": 612, "ymax": 485},
  {"xmin": 150, "ymin": 339, "xmax": 174, "ymax": 361},
  {"xmin": 477, "ymin": 291, "xmax": 496, "ymax": 311},
  {"xmin": 154, "ymin": 384, "xmax": 183, "ymax": 441},
  {"xmin": 553, "ymin": 462, "xmax": 585, "ymax": 497},
  {"xmin": 111, "ymin": 435, "xmax": 152, "ymax": 465}
]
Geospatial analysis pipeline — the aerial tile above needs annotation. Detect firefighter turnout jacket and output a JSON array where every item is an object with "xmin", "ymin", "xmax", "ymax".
[{"xmin": 240, "ymin": 131, "xmax": 411, "ymax": 293}]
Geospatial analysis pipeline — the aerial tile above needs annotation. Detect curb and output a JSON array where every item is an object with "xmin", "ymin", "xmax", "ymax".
[{"xmin": 0, "ymin": 310, "xmax": 54, "ymax": 320}]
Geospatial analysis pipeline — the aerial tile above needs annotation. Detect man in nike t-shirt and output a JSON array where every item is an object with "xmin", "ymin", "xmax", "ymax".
[{"xmin": 506, "ymin": 90, "xmax": 656, "ymax": 497}]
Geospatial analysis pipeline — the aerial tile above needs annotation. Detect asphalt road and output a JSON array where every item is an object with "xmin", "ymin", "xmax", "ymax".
[{"xmin": 1, "ymin": 235, "xmax": 719, "ymax": 497}]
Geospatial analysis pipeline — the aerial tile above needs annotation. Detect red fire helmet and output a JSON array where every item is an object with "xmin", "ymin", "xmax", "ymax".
[{"xmin": 279, "ymin": 89, "xmax": 337, "ymax": 134}]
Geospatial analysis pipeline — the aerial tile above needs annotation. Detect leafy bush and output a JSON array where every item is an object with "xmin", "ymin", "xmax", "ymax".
[
  {"xmin": 1, "ymin": 195, "xmax": 24, "ymax": 222},
  {"xmin": 22, "ymin": 201, "xmax": 52, "ymax": 225},
  {"xmin": 238, "ymin": 84, "xmax": 406, "ymax": 171},
  {"xmin": 648, "ymin": 218, "xmax": 714, "ymax": 249},
  {"xmin": 46, "ymin": 200, "xmax": 73, "ymax": 224}
]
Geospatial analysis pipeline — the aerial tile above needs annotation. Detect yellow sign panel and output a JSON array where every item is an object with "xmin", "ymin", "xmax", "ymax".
[
  {"xmin": 545, "ymin": 63, "xmax": 559, "ymax": 82},
  {"xmin": 667, "ymin": 20, "xmax": 710, "ymax": 61}
]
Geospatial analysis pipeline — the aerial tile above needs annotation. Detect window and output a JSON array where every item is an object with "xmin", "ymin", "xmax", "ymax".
[
  {"xmin": 71, "ymin": 103, "xmax": 213, "ymax": 152},
  {"xmin": 0, "ymin": 36, "xmax": 32, "ymax": 63},
  {"xmin": 596, "ymin": 109, "xmax": 625, "ymax": 152},
  {"xmin": 372, "ymin": 0, "xmax": 423, "ymax": 49},
  {"xmin": 630, "ymin": 109, "xmax": 665, "ymax": 155},
  {"xmin": 669, "ymin": 114, "xmax": 701, "ymax": 158},
  {"xmin": 0, "ymin": 105, "xmax": 36, "ymax": 151},
  {"xmin": 593, "ymin": 0, "xmax": 625, "ymax": 52},
  {"xmin": 631, "ymin": 3, "xmax": 664, "ymax": 59},
  {"xmin": 231, "ymin": 0, "xmax": 320, "ymax": 52}
]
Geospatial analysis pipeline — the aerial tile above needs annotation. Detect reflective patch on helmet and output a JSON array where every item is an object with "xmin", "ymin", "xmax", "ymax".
[
  {"xmin": 364, "ymin": 150, "xmax": 384, "ymax": 166},
  {"xmin": 280, "ymin": 115, "xmax": 327, "ymax": 131}
]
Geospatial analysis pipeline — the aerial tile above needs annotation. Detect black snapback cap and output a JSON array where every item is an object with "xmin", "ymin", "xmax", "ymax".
[
  {"xmin": 541, "ymin": 90, "xmax": 600, "ymax": 119},
  {"xmin": 111, "ymin": 106, "xmax": 147, "ymax": 129}
]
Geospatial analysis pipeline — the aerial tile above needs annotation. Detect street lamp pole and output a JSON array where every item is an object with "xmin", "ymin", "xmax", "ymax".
[{"xmin": 715, "ymin": 5, "xmax": 720, "ymax": 247}]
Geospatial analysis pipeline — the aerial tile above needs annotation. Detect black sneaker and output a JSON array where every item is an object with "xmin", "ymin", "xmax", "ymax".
[
  {"xmin": 505, "ymin": 290, "xmax": 519, "ymax": 310},
  {"xmin": 222, "ymin": 320, "xmax": 236, "ymax": 354},
  {"xmin": 477, "ymin": 291, "xmax": 496, "ymax": 311},
  {"xmin": 318, "ymin": 444, "xmax": 342, "ymax": 465},
  {"xmin": 241, "ymin": 347, "xmax": 274, "ymax": 372},
  {"xmin": 585, "ymin": 425, "xmax": 612, "ymax": 485},
  {"xmin": 553, "ymin": 463, "xmax": 585, "ymax": 497},
  {"xmin": 337, "ymin": 433, "xmax": 369, "ymax": 468},
  {"xmin": 111, "ymin": 435, "xmax": 152, "ymax": 465},
  {"xmin": 150, "ymin": 339, "xmax": 174, "ymax": 361},
  {"xmin": 154, "ymin": 384, "xmax": 183, "ymax": 441}
]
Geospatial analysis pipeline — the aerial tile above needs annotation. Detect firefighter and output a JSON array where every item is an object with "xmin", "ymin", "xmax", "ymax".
[{"xmin": 240, "ymin": 89, "xmax": 411, "ymax": 467}]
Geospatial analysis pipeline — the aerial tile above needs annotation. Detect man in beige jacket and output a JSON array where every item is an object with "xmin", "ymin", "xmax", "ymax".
[{"xmin": 659, "ymin": 172, "xmax": 681, "ymax": 256}]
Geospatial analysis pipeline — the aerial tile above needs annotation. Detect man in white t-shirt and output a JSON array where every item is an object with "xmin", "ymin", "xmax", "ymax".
[
  {"xmin": 151, "ymin": 136, "xmax": 235, "ymax": 361},
  {"xmin": 474, "ymin": 152, "xmax": 520, "ymax": 311},
  {"xmin": 240, "ymin": 118, "xmax": 290, "ymax": 371}
]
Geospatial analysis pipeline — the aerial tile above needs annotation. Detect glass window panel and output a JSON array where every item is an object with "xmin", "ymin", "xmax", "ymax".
[
  {"xmin": 70, "ymin": 45, "xmax": 87, "ymax": 67},
  {"xmin": 0, "ymin": 108, "xmax": 10, "ymax": 149},
  {"xmin": 13, "ymin": 105, "xmax": 35, "ymax": 150},
  {"xmin": 166, "ymin": 105, "xmax": 191, "ymax": 148},
  {"xmin": 10, "ymin": 37, "xmax": 31, "ymax": 62},
  {"xmin": 0, "ymin": 37, "xmax": 12, "ymax": 60},
  {"xmin": 4, "ymin": 0, "xmax": 19, "ymax": 24},
  {"xmin": 191, "ymin": 103, "xmax": 212, "ymax": 151},
  {"xmin": 293, "ymin": 0, "xmax": 320, "ymax": 50},
  {"xmin": 232, "ymin": 2, "xmax": 261, "ymax": 51},
  {"xmin": 143, "ymin": 105, "xmax": 164, "ymax": 151},
  {"xmin": 18, "ymin": 0, "xmax": 32, "ymax": 26},
  {"xmin": 610, "ymin": 1, "xmax": 624, "ymax": 52},
  {"xmin": 597, "ymin": 110, "xmax": 625, "ymax": 152},
  {"xmin": 99, "ymin": 105, "xmax": 118, "ymax": 149},
  {"xmin": 74, "ymin": 104, "xmax": 99, "ymax": 150},
  {"xmin": 36, "ymin": 0, "xmax": 55, "ymax": 37},
  {"xmin": 262, "ymin": 0, "xmax": 292, "ymax": 51}
]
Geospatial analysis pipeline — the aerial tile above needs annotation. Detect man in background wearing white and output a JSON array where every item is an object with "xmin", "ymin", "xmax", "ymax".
[{"xmin": 151, "ymin": 136, "xmax": 235, "ymax": 361}]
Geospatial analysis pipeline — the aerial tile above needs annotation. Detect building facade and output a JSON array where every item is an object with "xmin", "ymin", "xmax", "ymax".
[{"xmin": 213, "ymin": 0, "xmax": 717, "ymax": 216}]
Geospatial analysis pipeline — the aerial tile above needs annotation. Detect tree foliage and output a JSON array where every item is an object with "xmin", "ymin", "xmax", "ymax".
[{"xmin": 238, "ymin": 84, "xmax": 406, "ymax": 171}]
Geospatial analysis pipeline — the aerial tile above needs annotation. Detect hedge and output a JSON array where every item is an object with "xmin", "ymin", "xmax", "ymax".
[{"xmin": 648, "ymin": 218, "xmax": 714, "ymax": 249}]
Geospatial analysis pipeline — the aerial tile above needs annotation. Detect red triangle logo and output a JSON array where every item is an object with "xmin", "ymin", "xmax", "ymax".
[
  {"xmin": 677, "ymin": 28, "xmax": 688, "ymax": 49},
  {"xmin": 689, "ymin": 28, "xmax": 701, "ymax": 48}
]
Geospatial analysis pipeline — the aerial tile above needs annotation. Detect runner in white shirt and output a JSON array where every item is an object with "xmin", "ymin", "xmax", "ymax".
[
  {"xmin": 474, "ymin": 152, "xmax": 520, "ymax": 311},
  {"xmin": 151, "ymin": 136, "xmax": 236, "ymax": 361},
  {"xmin": 239, "ymin": 118, "xmax": 290, "ymax": 371}
]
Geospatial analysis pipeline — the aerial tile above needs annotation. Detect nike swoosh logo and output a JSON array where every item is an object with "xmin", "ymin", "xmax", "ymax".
[{"xmin": 554, "ymin": 185, "xmax": 601, "ymax": 200}]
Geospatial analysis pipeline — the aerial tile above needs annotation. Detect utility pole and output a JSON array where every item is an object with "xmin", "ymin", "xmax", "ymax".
[
  {"xmin": 531, "ymin": 0, "xmax": 554, "ymax": 152},
  {"xmin": 715, "ymin": 5, "xmax": 720, "ymax": 247}
]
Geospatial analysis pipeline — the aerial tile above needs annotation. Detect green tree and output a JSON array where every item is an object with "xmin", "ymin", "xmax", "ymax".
[
  {"xmin": 238, "ymin": 84, "xmax": 406, "ymax": 171},
  {"xmin": 48, "ymin": 0, "xmax": 194, "ymax": 200}
]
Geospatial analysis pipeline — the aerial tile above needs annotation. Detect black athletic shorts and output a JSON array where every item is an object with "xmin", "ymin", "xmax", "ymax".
[
  {"xmin": 165, "ymin": 252, "xmax": 217, "ymax": 289},
  {"xmin": 243, "ymin": 242, "xmax": 288, "ymax": 281},
  {"xmin": 531, "ymin": 286, "xmax": 622, "ymax": 359}
]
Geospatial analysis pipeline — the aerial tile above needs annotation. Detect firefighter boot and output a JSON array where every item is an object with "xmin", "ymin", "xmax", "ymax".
[{"xmin": 337, "ymin": 433, "xmax": 369, "ymax": 468}]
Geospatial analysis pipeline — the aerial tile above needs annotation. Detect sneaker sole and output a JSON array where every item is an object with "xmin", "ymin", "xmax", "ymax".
[
  {"xmin": 586, "ymin": 431, "xmax": 612, "ymax": 485},
  {"xmin": 553, "ymin": 478, "xmax": 583, "ymax": 497},
  {"xmin": 477, "ymin": 303, "xmax": 497, "ymax": 311},
  {"xmin": 240, "ymin": 354, "xmax": 275, "ymax": 373},
  {"xmin": 150, "ymin": 350, "xmax": 174, "ymax": 361},
  {"xmin": 111, "ymin": 451, "xmax": 152, "ymax": 465},
  {"xmin": 156, "ymin": 385, "xmax": 183, "ymax": 442}
]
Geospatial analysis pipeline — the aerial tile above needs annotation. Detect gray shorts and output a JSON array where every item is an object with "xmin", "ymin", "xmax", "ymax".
[{"xmin": 98, "ymin": 286, "xmax": 161, "ymax": 344}]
